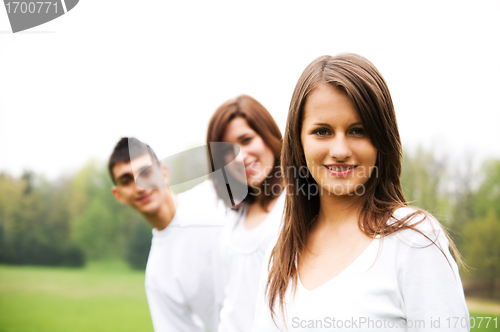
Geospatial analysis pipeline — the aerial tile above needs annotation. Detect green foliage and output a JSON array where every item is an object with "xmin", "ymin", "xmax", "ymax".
[
  {"xmin": 73, "ymin": 198, "xmax": 118, "ymax": 260},
  {"xmin": 463, "ymin": 210, "xmax": 500, "ymax": 297},
  {"xmin": 126, "ymin": 222, "xmax": 152, "ymax": 270},
  {"xmin": 401, "ymin": 146, "xmax": 451, "ymax": 222},
  {"xmin": 460, "ymin": 159, "xmax": 500, "ymax": 297},
  {"xmin": 0, "ymin": 172, "xmax": 85, "ymax": 267},
  {"xmin": 0, "ymin": 160, "xmax": 146, "ymax": 268},
  {"xmin": 473, "ymin": 160, "xmax": 500, "ymax": 219}
]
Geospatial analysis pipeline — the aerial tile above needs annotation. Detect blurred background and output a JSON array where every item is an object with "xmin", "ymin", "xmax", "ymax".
[{"xmin": 1, "ymin": 0, "xmax": 499, "ymax": 331}]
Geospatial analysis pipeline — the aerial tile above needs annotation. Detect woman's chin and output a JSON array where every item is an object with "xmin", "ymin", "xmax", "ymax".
[{"xmin": 247, "ymin": 178, "xmax": 266, "ymax": 190}]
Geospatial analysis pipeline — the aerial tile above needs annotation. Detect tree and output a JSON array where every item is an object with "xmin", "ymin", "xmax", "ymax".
[
  {"xmin": 0, "ymin": 171, "xmax": 85, "ymax": 267},
  {"xmin": 463, "ymin": 209, "xmax": 500, "ymax": 298},
  {"xmin": 401, "ymin": 146, "xmax": 451, "ymax": 222},
  {"xmin": 126, "ymin": 222, "xmax": 152, "ymax": 270},
  {"xmin": 461, "ymin": 159, "xmax": 500, "ymax": 298},
  {"xmin": 472, "ymin": 160, "xmax": 500, "ymax": 219}
]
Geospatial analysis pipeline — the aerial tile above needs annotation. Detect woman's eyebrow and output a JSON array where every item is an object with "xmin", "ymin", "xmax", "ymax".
[
  {"xmin": 311, "ymin": 122, "xmax": 331, "ymax": 126},
  {"xmin": 309, "ymin": 121, "xmax": 362, "ymax": 127},
  {"xmin": 237, "ymin": 133, "xmax": 252, "ymax": 140}
]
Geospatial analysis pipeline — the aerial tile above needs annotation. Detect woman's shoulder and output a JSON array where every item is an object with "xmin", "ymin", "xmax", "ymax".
[
  {"xmin": 386, "ymin": 206, "xmax": 449, "ymax": 249},
  {"xmin": 386, "ymin": 208, "xmax": 463, "ymax": 292}
]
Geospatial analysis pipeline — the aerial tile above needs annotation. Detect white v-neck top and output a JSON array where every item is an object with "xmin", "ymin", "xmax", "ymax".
[
  {"xmin": 217, "ymin": 192, "xmax": 286, "ymax": 332},
  {"xmin": 252, "ymin": 208, "xmax": 469, "ymax": 332}
]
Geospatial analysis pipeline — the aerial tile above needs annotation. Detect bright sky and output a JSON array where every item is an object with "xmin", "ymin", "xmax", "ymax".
[{"xmin": 1, "ymin": 0, "xmax": 499, "ymax": 179}]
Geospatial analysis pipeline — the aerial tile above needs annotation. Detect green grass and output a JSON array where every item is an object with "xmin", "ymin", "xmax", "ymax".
[
  {"xmin": 0, "ymin": 262, "xmax": 153, "ymax": 332},
  {"xmin": 469, "ymin": 313, "xmax": 499, "ymax": 331}
]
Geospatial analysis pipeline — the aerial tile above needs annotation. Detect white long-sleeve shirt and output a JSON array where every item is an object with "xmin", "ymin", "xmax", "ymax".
[
  {"xmin": 253, "ymin": 207, "xmax": 470, "ymax": 332},
  {"xmin": 145, "ymin": 180, "xmax": 236, "ymax": 332},
  {"xmin": 218, "ymin": 193, "xmax": 286, "ymax": 332}
]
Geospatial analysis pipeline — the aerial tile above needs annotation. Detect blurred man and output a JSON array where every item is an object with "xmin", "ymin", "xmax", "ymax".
[{"xmin": 108, "ymin": 137, "xmax": 226, "ymax": 332}]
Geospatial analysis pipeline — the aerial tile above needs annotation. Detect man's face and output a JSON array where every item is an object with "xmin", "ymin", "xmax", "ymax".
[{"xmin": 111, "ymin": 154, "xmax": 168, "ymax": 215}]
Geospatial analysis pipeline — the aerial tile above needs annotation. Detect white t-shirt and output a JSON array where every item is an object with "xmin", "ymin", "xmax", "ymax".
[
  {"xmin": 145, "ymin": 180, "xmax": 236, "ymax": 332},
  {"xmin": 252, "ymin": 207, "xmax": 470, "ymax": 332},
  {"xmin": 218, "ymin": 192, "xmax": 286, "ymax": 332}
]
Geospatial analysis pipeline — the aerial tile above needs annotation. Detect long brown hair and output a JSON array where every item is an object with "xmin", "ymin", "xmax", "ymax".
[
  {"xmin": 206, "ymin": 95, "xmax": 283, "ymax": 210},
  {"xmin": 266, "ymin": 54, "xmax": 463, "ymax": 322}
]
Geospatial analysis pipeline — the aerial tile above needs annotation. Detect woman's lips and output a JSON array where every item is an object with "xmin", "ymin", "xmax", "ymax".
[
  {"xmin": 245, "ymin": 162, "xmax": 258, "ymax": 175},
  {"xmin": 324, "ymin": 165, "xmax": 357, "ymax": 177}
]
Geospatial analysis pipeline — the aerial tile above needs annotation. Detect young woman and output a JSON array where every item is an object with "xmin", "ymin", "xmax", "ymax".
[
  {"xmin": 253, "ymin": 54, "xmax": 469, "ymax": 331},
  {"xmin": 206, "ymin": 95, "xmax": 286, "ymax": 332}
]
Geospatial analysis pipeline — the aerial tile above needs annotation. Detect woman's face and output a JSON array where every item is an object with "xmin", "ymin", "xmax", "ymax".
[
  {"xmin": 222, "ymin": 117, "xmax": 275, "ymax": 189},
  {"xmin": 300, "ymin": 84, "xmax": 377, "ymax": 197}
]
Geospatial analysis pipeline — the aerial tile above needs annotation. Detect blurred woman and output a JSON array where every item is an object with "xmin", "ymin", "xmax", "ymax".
[
  {"xmin": 207, "ymin": 95, "xmax": 285, "ymax": 332},
  {"xmin": 253, "ymin": 54, "xmax": 469, "ymax": 331}
]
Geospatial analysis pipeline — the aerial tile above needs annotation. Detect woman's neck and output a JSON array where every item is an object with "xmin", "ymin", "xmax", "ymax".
[
  {"xmin": 316, "ymin": 191, "xmax": 363, "ymax": 231},
  {"xmin": 244, "ymin": 186, "xmax": 281, "ymax": 230},
  {"xmin": 249, "ymin": 181, "xmax": 277, "ymax": 205}
]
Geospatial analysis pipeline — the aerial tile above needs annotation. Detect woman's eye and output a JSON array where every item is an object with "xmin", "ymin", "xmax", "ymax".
[
  {"xmin": 241, "ymin": 137, "xmax": 252, "ymax": 144},
  {"xmin": 351, "ymin": 128, "xmax": 364, "ymax": 135},
  {"xmin": 314, "ymin": 129, "xmax": 330, "ymax": 136}
]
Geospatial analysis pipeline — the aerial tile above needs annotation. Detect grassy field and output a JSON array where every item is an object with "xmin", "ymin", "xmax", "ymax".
[
  {"xmin": 0, "ymin": 262, "xmax": 152, "ymax": 332},
  {"xmin": 1, "ymin": 263, "xmax": 499, "ymax": 331}
]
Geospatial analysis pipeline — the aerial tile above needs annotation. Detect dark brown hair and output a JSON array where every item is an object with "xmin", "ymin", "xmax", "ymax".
[
  {"xmin": 206, "ymin": 95, "xmax": 283, "ymax": 210},
  {"xmin": 266, "ymin": 54, "xmax": 463, "ymax": 322},
  {"xmin": 108, "ymin": 137, "xmax": 159, "ymax": 184}
]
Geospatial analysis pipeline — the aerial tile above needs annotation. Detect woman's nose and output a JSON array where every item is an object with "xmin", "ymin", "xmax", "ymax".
[
  {"xmin": 330, "ymin": 135, "xmax": 351, "ymax": 161},
  {"xmin": 239, "ymin": 146, "xmax": 250, "ymax": 163}
]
